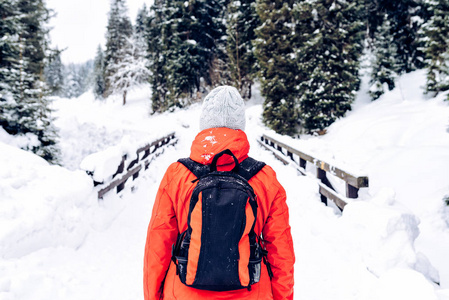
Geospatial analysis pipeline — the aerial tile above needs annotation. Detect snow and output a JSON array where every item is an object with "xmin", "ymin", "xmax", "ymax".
[
  {"xmin": 0, "ymin": 128, "xmax": 40, "ymax": 151},
  {"xmin": 1, "ymin": 73, "xmax": 449, "ymax": 299}
]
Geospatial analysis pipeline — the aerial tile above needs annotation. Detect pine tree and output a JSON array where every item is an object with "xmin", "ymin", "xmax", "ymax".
[
  {"xmin": 147, "ymin": 0, "xmax": 233, "ymax": 112},
  {"xmin": 146, "ymin": 0, "xmax": 229, "ymax": 111},
  {"xmin": 423, "ymin": 0, "xmax": 449, "ymax": 97},
  {"xmin": 295, "ymin": 0, "xmax": 365, "ymax": 134},
  {"xmin": 254, "ymin": 0, "xmax": 299, "ymax": 136},
  {"xmin": 147, "ymin": 0, "xmax": 170, "ymax": 113},
  {"xmin": 93, "ymin": 45, "xmax": 106, "ymax": 99},
  {"xmin": 0, "ymin": 0, "xmax": 60, "ymax": 163},
  {"xmin": 226, "ymin": 0, "xmax": 261, "ymax": 99},
  {"xmin": 104, "ymin": 0, "xmax": 133, "ymax": 98},
  {"xmin": 163, "ymin": 0, "xmax": 203, "ymax": 103},
  {"xmin": 365, "ymin": 0, "xmax": 384, "ymax": 42},
  {"xmin": 366, "ymin": 0, "xmax": 430, "ymax": 100},
  {"xmin": 135, "ymin": 3, "xmax": 149, "ymax": 37},
  {"xmin": 22, "ymin": 0, "xmax": 60, "ymax": 163},
  {"xmin": 109, "ymin": 33, "xmax": 150, "ymax": 105},
  {"xmin": 0, "ymin": 0, "xmax": 22, "ymax": 131},
  {"xmin": 209, "ymin": 0, "xmax": 232, "ymax": 89},
  {"xmin": 63, "ymin": 61, "xmax": 93, "ymax": 98},
  {"xmin": 379, "ymin": 0, "xmax": 429, "ymax": 74},
  {"xmin": 163, "ymin": 0, "xmax": 229, "ymax": 104},
  {"xmin": 44, "ymin": 48, "xmax": 64, "ymax": 96},
  {"xmin": 63, "ymin": 64, "xmax": 83, "ymax": 98},
  {"xmin": 369, "ymin": 14, "xmax": 398, "ymax": 100},
  {"xmin": 105, "ymin": 3, "xmax": 151, "ymax": 105}
]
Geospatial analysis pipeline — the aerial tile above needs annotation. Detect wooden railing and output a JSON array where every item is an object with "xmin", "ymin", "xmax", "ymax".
[
  {"xmin": 88, "ymin": 132, "xmax": 177, "ymax": 199},
  {"xmin": 258, "ymin": 134, "xmax": 369, "ymax": 210}
]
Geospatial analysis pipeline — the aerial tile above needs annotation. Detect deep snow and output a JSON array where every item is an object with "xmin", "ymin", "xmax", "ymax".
[{"xmin": 1, "ymin": 71, "xmax": 449, "ymax": 300}]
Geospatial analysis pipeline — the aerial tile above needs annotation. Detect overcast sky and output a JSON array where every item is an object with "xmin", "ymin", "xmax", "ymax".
[{"xmin": 46, "ymin": 0, "xmax": 151, "ymax": 64}]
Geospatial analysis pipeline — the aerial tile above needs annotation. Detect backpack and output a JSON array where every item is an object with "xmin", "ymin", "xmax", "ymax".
[{"xmin": 171, "ymin": 149, "xmax": 271, "ymax": 291}]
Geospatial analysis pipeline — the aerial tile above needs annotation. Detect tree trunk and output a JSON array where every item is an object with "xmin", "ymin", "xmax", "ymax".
[{"xmin": 123, "ymin": 90, "xmax": 127, "ymax": 105}]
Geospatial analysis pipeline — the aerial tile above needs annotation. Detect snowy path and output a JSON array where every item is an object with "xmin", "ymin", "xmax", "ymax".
[{"xmin": 69, "ymin": 131, "xmax": 340, "ymax": 300}]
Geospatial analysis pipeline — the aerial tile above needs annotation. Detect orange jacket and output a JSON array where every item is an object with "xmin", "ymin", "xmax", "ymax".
[{"xmin": 144, "ymin": 128, "xmax": 295, "ymax": 300}]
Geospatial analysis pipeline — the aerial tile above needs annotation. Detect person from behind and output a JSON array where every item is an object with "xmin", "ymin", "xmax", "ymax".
[{"xmin": 143, "ymin": 85, "xmax": 295, "ymax": 299}]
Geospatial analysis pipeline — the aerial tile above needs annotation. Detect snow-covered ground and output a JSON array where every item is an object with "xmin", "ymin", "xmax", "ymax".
[{"xmin": 1, "ymin": 71, "xmax": 449, "ymax": 299}]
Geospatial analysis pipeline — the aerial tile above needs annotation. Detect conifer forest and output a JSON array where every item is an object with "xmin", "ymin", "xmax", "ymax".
[{"xmin": 1, "ymin": 0, "xmax": 449, "ymax": 163}]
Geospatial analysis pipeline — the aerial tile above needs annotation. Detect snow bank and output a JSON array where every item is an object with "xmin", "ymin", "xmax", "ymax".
[
  {"xmin": 80, "ymin": 143, "xmax": 125, "ymax": 183},
  {"xmin": 0, "ymin": 141, "xmax": 95, "ymax": 259},
  {"xmin": 272, "ymin": 70, "xmax": 449, "ymax": 288},
  {"xmin": 245, "ymin": 81, "xmax": 446, "ymax": 299},
  {"xmin": 341, "ymin": 190, "xmax": 439, "ymax": 284},
  {"xmin": 0, "ymin": 131, "xmax": 152, "ymax": 299},
  {"xmin": 79, "ymin": 135, "xmax": 145, "ymax": 183},
  {"xmin": 376, "ymin": 268, "xmax": 439, "ymax": 300}
]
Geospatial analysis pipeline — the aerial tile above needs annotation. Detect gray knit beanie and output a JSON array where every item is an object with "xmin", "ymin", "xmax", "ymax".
[{"xmin": 199, "ymin": 86, "xmax": 246, "ymax": 131}]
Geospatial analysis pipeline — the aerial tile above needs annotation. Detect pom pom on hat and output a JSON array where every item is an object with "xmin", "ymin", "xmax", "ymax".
[{"xmin": 199, "ymin": 86, "xmax": 246, "ymax": 131}]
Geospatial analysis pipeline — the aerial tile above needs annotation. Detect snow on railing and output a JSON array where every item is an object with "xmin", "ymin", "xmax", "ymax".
[
  {"xmin": 258, "ymin": 134, "xmax": 369, "ymax": 210},
  {"xmin": 81, "ymin": 132, "xmax": 177, "ymax": 199}
]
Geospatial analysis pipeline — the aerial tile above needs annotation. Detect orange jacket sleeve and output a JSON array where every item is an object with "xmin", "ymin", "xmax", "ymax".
[
  {"xmin": 143, "ymin": 164, "xmax": 179, "ymax": 300},
  {"xmin": 262, "ymin": 173, "xmax": 295, "ymax": 300}
]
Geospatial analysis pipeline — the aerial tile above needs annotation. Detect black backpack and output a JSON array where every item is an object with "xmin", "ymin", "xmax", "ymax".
[{"xmin": 171, "ymin": 149, "xmax": 272, "ymax": 291}]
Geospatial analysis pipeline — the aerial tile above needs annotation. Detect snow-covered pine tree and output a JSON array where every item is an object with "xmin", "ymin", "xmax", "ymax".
[
  {"xmin": 210, "ymin": 0, "xmax": 232, "ymax": 89},
  {"xmin": 163, "ymin": 0, "xmax": 203, "ymax": 104},
  {"xmin": 147, "ymin": 0, "xmax": 170, "ymax": 113},
  {"xmin": 63, "ymin": 62, "xmax": 93, "ymax": 99},
  {"xmin": 44, "ymin": 48, "xmax": 64, "ymax": 96},
  {"xmin": 379, "ymin": 0, "xmax": 429, "ymax": 74},
  {"xmin": 366, "ymin": 0, "xmax": 430, "ymax": 100},
  {"xmin": 254, "ymin": 0, "xmax": 298, "ymax": 136},
  {"xmin": 0, "ymin": 0, "xmax": 22, "ymax": 133},
  {"xmin": 164, "ymin": 0, "xmax": 229, "ymax": 105},
  {"xmin": 135, "ymin": 3, "xmax": 149, "ymax": 38},
  {"xmin": 0, "ymin": 0, "xmax": 60, "ymax": 163},
  {"xmin": 109, "ymin": 33, "xmax": 150, "ymax": 105},
  {"xmin": 296, "ymin": 0, "xmax": 365, "ymax": 134},
  {"xmin": 368, "ymin": 14, "xmax": 398, "ymax": 100},
  {"xmin": 365, "ymin": 0, "xmax": 384, "ymax": 42},
  {"xmin": 93, "ymin": 45, "xmax": 106, "ymax": 99},
  {"xmin": 147, "ymin": 0, "xmax": 229, "ymax": 112},
  {"xmin": 226, "ymin": 0, "xmax": 261, "ymax": 99},
  {"xmin": 423, "ymin": 0, "xmax": 449, "ymax": 97},
  {"xmin": 63, "ymin": 64, "xmax": 83, "ymax": 99},
  {"xmin": 22, "ymin": 0, "xmax": 60, "ymax": 163},
  {"xmin": 104, "ymin": 0, "xmax": 133, "ymax": 98},
  {"xmin": 107, "ymin": 5, "xmax": 151, "ymax": 105},
  {"xmin": 194, "ymin": 0, "xmax": 229, "ymax": 88}
]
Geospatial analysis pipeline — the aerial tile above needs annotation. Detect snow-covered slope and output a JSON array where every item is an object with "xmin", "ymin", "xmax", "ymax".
[
  {"xmin": 282, "ymin": 70, "xmax": 449, "ymax": 291},
  {"xmin": 1, "ymin": 74, "xmax": 449, "ymax": 300}
]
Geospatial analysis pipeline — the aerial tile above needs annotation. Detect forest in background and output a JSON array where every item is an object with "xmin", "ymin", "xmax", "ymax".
[{"xmin": 1, "ymin": 0, "xmax": 448, "ymax": 163}]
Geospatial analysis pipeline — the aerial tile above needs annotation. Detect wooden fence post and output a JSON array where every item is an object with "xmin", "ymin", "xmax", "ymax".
[
  {"xmin": 287, "ymin": 151, "xmax": 294, "ymax": 161},
  {"xmin": 346, "ymin": 184, "xmax": 359, "ymax": 198},
  {"xmin": 299, "ymin": 158, "xmax": 307, "ymax": 170},
  {"xmin": 317, "ymin": 168, "xmax": 328, "ymax": 205}
]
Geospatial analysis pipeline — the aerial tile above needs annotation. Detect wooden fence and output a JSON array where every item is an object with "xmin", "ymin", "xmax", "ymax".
[
  {"xmin": 89, "ymin": 132, "xmax": 177, "ymax": 199},
  {"xmin": 258, "ymin": 134, "xmax": 368, "ymax": 210}
]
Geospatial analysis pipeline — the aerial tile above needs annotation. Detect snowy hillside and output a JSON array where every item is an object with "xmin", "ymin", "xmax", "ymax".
[{"xmin": 1, "ymin": 71, "xmax": 449, "ymax": 300}]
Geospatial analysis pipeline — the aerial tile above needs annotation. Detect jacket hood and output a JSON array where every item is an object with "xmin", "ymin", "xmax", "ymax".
[{"xmin": 190, "ymin": 127, "xmax": 250, "ymax": 167}]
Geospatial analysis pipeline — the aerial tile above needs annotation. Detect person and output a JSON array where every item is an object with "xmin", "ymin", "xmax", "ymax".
[{"xmin": 143, "ymin": 86, "xmax": 295, "ymax": 300}]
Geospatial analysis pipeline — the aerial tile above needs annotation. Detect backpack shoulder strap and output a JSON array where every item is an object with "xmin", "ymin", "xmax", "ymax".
[
  {"xmin": 178, "ymin": 156, "xmax": 265, "ymax": 181},
  {"xmin": 178, "ymin": 158, "xmax": 210, "ymax": 179},
  {"xmin": 239, "ymin": 157, "xmax": 266, "ymax": 181}
]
